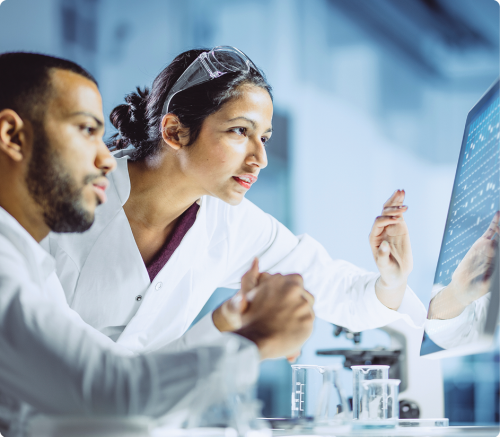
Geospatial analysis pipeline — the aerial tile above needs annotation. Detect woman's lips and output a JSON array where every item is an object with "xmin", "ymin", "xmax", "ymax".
[{"xmin": 233, "ymin": 174, "xmax": 257, "ymax": 190}]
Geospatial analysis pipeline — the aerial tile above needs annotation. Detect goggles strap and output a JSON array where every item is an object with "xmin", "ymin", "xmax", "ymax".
[{"xmin": 200, "ymin": 53, "xmax": 220, "ymax": 79}]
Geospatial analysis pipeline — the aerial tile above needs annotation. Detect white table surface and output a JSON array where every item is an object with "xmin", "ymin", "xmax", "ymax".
[{"xmin": 270, "ymin": 426, "xmax": 500, "ymax": 437}]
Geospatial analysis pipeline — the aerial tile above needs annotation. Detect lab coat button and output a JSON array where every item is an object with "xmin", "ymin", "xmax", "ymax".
[
  {"xmin": 155, "ymin": 282, "xmax": 163, "ymax": 290},
  {"xmin": 135, "ymin": 295, "xmax": 142, "ymax": 302}
]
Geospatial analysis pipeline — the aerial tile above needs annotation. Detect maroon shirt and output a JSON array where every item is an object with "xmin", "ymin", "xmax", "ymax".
[{"xmin": 146, "ymin": 202, "xmax": 200, "ymax": 281}]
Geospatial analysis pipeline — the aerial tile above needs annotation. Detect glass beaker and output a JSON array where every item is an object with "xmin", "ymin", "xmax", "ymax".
[
  {"xmin": 291, "ymin": 365, "xmax": 322, "ymax": 419},
  {"xmin": 291, "ymin": 365, "xmax": 347, "ymax": 425},
  {"xmin": 356, "ymin": 379, "xmax": 401, "ymax": 429},
  {"xmin": 350, "ymin": 365, "xmax": 389, "ymax": 421},
  {"xmin": 315, "ymin": 366, "xmax": 349, "ymax": 425}
]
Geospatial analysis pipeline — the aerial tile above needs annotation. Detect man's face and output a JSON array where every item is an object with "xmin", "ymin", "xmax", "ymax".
[{"xmin": 26, "ymin": 69, "xmax": 115, "ymax": 233}]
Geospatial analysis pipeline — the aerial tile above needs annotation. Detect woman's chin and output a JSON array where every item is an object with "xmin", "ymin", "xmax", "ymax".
[{"xmin": 221, "ymin": 192, "xmax": 245, "ymax": 206}]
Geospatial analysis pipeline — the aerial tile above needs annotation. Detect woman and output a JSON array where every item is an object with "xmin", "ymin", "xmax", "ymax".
[{"xmin": 44, "ymin": 46, "xmax": 426, "ymax": 353}]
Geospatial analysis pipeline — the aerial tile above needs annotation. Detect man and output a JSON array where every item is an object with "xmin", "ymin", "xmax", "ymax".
[{"xmin": 0, "ymin": 52, "xmax": 315, "ymax": 436}]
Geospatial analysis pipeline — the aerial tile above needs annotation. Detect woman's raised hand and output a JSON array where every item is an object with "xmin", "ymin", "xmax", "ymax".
[{"xmin": 369, "ymin": 190, "xmax": 413, "ymax": 310}]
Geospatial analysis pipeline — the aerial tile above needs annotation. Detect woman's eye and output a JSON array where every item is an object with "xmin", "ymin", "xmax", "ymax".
[
  {"xmin": 261, "ymin": 137, "xmax": 269, "ymax": 145},
  {"xmin": 230, "ymin": 127, "xmax": 247, "ymax": 136}
]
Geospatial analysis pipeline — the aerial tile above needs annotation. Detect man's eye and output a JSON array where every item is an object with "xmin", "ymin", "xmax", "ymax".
[
  {"xmin": 261, "ymin": 137, "xmax": 270, "ymax": 146},
  {"xmin": 230, "ymin": 127, "xmax": 247, "ymax": 136},
  {"xmin": 81, "ymin": 125, "xmax": 97, "ymax": 135}
]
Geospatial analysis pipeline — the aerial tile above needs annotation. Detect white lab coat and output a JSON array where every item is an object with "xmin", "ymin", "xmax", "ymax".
[
  {"xmin": 424, "ymin": 285, "xmax": 491, "ymax": 349},
  {"xmin": 43, "ymin": 149, "xmax": 427, "ymax": 354},
  {"xmin": 0, "ymin": 206, "xmax": 259, "ymax": 437}
]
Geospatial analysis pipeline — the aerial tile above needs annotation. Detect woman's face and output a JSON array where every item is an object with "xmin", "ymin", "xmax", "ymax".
[{"xmin": 179, "ymin": 84, "xmax": 273, "ymax": 206}]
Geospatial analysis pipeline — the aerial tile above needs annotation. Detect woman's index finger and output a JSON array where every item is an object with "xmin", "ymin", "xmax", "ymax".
[
  {"xmin": 493, "ymin": 210, "xmax": 500, "ymax": 225},
  {"xmin": 483, "ymin": 211, "xmax": 500, "ymax": 240}
]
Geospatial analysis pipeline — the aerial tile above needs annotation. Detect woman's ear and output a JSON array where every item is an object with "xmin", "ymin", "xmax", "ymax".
[
  {"xmin": 0, "ymin": 109, "xmax": 30, "ymax": 163},
  {"xmin": 161, "ymin": 113, "xmax": 189, "ymax": 150}
]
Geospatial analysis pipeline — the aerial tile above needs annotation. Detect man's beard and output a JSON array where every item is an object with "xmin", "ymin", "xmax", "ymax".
[{"xmin": 26, "ymin": 125, "xmax": 100, "ymax": 233}]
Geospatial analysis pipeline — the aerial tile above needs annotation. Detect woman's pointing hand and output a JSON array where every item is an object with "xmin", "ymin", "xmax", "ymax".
[{"xmin": 369, "ymin": 189, "xmax": 413, "ymax": 310}]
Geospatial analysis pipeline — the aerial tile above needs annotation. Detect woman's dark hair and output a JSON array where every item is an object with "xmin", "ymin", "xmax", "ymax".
[{"xmin": 108, "ymin": 48, "xmax": 272, "ymax": 160}]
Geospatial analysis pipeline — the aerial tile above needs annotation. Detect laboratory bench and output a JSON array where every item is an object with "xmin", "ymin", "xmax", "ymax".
[
  {"xmin": 129, "ymin": 424, "xmax": 500, "ymax": 437},
  {"xmin": 26, "ymin": 415, "xmax": 500, "ymax": 436},
  {"xmin": 270, "ymin": 426, "xmax": 500, "ymax": 437}
]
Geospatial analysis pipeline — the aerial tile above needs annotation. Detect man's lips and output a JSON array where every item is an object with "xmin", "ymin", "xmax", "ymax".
[
  {"xmin": 91, "ymin": 178, "xmax": 109, "ymax": 204},
  {"xmin": 232, "ymin": 174, "xmax": 258, "ymax": 190}
]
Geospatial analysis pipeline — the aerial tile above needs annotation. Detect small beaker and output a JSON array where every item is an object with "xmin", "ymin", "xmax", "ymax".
[
  {"xmin": 291, "ymin": 365, "xmax": 347, "ymax": 425},
  {"xmin": 356, "ymin": 379, "xmax": 401, "ymax": 429},
  {"xmin": 350, "ymin": 365, "xmax": 389, "ymax": 420}
]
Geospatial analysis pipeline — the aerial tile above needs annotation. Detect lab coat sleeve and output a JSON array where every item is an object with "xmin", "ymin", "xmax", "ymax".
[
  {"xmin": 0, "ymin": 248, "xmax": 259, "ymax": 419},
  {"xmin": 220, "ymin": 199, "xmax": 426, "ymax": 331},
  {"xmin": 152, "ymin": 312, "xmax": 224, "ymax": 353},
  {"xmin": 424, "ymin": 293, "xmax": 491, "ymax": 349}
]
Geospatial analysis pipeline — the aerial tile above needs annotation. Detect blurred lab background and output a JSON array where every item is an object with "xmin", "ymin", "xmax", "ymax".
[{"xmin": 0, "ymin": 0, "xmax": 498, "ymax": 425}]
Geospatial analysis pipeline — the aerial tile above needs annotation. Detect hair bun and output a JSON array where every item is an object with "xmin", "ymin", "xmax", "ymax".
[{"xmin": 109, "ymin": 87, "xmax": 149, "ymax": 147}]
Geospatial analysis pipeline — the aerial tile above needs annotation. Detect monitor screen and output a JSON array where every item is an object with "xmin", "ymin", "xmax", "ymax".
[{"xmin": 421, "ymin": 79, "xmax": 500, "ymax": 358}]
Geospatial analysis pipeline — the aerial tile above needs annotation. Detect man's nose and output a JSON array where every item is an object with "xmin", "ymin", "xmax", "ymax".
[{"xmin": 96, "ymin": 140, "xmax": 116, "ymax": 175}]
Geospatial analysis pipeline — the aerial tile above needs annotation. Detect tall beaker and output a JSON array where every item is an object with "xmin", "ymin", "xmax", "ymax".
[
  {"xmin": 291, "ymin": 365, "xmax": 347, "ymax": 425},
  {"xmin": 357, "ymin": 379, "xmax": 401, "ymax": 429},
  {"xmin": 350, "ymin": 365, "xmax": 389, "ymax": 421},
  {"xmin": 292, "ymin": 365, "xmax": 323, "ymax": 419}
]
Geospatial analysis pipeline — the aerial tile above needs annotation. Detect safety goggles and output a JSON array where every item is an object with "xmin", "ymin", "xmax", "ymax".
[{"xmin": 161, "ymin": 46, "xmax": 258, "ymax": 115}]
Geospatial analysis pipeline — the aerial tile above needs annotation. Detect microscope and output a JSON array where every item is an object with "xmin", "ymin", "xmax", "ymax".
[{"xmin": 316, "ymin": 319, "xmax": 444, "ymax": 419}]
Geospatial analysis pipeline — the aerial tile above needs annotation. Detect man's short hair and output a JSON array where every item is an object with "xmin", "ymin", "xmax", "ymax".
[{"xmin": 0, "ymin": 52, "xmax": 97, "ymax": 121}]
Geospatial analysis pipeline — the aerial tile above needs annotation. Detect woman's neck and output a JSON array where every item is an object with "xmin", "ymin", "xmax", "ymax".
[{"xmin": 124, "ymin": 151, "xmax": 201, "ymax": 231}]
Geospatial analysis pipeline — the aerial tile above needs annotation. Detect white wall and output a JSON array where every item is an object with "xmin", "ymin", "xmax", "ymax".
[{"xmin": 0, "ymin": 0, "xmax": 61, "ymax": 55}]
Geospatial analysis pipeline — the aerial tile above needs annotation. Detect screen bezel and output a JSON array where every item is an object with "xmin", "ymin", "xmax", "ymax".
[{"xmin": 420, "ymin": 78, "xmax": 500, "ymax": 359}]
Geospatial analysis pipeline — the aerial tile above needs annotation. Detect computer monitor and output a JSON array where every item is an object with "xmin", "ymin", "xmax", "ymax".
[{"xmin": 420, "ymin": 79, "xmax": 500, "ymax": 359}]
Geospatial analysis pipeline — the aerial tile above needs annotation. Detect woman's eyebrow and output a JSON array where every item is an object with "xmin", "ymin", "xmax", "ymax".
[
  {"xmin": 226, "ymin": 116, "xmax": 272, "ymax": 133},
  {"xmin": 226, "ymin": 116, "xmax": 256, "ymax": 127}
]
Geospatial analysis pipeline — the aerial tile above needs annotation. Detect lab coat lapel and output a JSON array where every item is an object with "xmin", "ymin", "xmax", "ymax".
[
  {"xmin": 71, "ymin": 209, "xmax": 150, "ymax": 327},
  {"xmin": 117, "ymin": 198, "xmax": 209, "ymax": 350}
]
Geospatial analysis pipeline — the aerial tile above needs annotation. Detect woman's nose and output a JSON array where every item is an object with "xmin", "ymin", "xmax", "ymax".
[{"xmin": 246, "ymin": 137, "xmax": 268, "ymax": 169}]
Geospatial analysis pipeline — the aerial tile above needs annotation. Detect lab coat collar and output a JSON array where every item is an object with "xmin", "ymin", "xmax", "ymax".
[
  {"xmin": 110, "ymin": 149, "xmax": 133, "ymax": 205},
  {"xmin": 0, "ymin": 206, "xmax": 56, "ymax": 282}
]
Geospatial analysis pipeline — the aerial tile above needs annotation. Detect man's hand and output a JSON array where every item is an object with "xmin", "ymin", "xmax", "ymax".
[
  {"xmin": 234, "ymin": 273, "xmax": 315, "ymax": 360},
  {"xmin": 369, "ymin": 189, "xmax": 413, "ymax": 310},
  {"xmin": 212, "ymin": 258, "xmax": 259, "ymax": 332},
  {"xmin": 212, "ymin": 259, "xmax": 314, "ymax": 361}
]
